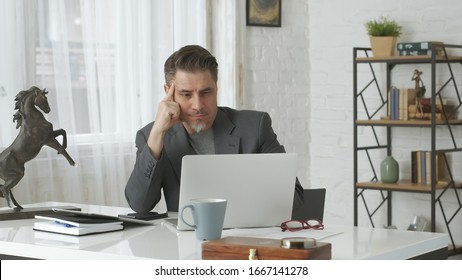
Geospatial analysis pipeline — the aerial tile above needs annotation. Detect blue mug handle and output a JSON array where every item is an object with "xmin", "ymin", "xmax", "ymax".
[{"xmin": 179, "ymin": 204, "xmax": 196, "ymax": 229}]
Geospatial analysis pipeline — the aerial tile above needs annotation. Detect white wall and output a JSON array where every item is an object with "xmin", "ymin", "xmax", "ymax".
[{"xmin": 243, "ymin": 0, "xmax": 462, "ymax": 244}]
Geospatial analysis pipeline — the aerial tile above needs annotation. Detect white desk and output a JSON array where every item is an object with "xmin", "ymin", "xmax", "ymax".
[{"xmin": 0, "ymin": 202, "xmax": 449, "ymax": 260}]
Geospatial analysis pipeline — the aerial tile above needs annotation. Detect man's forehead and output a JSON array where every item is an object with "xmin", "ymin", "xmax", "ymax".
[
  {"xmin": 175, "ymin": 69, "xmax": 212, "ymax": 78},
  {"xmin": 173, "ymin": 70, "xmax": 216, "ymax": 89}
]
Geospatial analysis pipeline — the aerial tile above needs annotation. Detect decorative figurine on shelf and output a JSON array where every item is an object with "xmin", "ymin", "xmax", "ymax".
[
  {"xmin": 0, "ymin": 86, "xmax": 75, "ymax": 210},
  {"xmin": 412, "ymin": 69, "xmax": 426, "ymax": 118}
]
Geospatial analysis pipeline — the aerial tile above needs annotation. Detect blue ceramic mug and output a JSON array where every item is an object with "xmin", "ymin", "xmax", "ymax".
[{"xmin": 179, "ymin": 198, "xmax": 227, "ymax": 241}]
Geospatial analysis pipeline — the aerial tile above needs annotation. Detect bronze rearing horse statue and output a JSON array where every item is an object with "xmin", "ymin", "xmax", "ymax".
[{"xmin": 0, "ymin": 86, "xmax": 75, "ymax": 210}]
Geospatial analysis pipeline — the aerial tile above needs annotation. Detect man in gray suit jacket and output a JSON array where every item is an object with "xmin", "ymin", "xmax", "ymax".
[{"xmin": 125, "ymin": 45, "xmax": 304, "ymax": 213}]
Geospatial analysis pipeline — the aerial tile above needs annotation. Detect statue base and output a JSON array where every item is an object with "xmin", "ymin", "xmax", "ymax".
[{"xmin": 0, "ymin": 205, "xmax": 81, "ymax": 221}]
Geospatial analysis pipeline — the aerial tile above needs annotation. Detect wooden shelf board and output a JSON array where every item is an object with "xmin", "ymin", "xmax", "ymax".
[
  {"xmin": 356, "ymin": 180, "xmax": 462, "ymax": 192},
  {"xmin": 356, "ymin": 119, "xmax": 462, "ymax": 126}
]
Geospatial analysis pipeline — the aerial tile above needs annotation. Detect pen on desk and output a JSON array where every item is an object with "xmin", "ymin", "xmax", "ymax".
[{"xmin": 54, "ymin": 221, "xmax": 75, "ymax": 228}]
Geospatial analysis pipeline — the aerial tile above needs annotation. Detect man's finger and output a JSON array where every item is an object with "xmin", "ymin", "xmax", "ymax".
[{"xmin": 164, "ymin": 82, "xmax": 175, "ymax": 101}]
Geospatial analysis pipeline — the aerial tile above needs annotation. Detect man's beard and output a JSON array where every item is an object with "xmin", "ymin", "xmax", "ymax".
[{"xmin": 189, "ymin": 120, "xmax": 206, "ymax": 133}]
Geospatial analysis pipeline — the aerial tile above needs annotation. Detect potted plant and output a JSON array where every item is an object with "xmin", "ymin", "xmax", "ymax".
[{"xmin": 365, "ymin": 16, "xmax": 402, "ymax": 57}]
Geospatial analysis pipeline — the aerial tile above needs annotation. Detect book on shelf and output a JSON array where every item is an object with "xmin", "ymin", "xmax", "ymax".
[
  {"xmin": 388, "ymin": 87, "xmax": 401, "ymax": 120},
  {"xmin": 388, "ymin": 87, "xmax": 394, "ymax": 119},
  {"xmin": 399, "ymin": 49, "xmax": 445, "ymax": 56},
  {"xmin": 411, "ymin": 151, "xmax": 448, "ymax": 185},
  {"xmin": 420, "ymin": 97, "xmax": 447, "ymax": 107},
  {"xmin": 411, "ymin": 151, "xmax": 417, "ymax": 183},
  {"xmin": 387, "ymin": 87, "xmax": 416, "ymax": 120},
  {"xmin": 397, "ymin": 41, "xmax": 445, "ymax": 57},
  {"xmin": 408, "ymin": 97, "xmax": 454, "ymax": 120},
  {"xmin": 421, "ymin": 151, "xmax": 427, "ymax": 184},
  {"xmin": 392, "ymin": 87, "xmax": 399, "ymax": 120},
  {"xmin": 34, "ymin": 212, "xmax": 124, "ymax": 236},
  {"xmin": 397, "ymin": 41, "xmax": 444, "ymax": 51},
  {"xmin": 426, "ymin": 151, "xmax": 432, "ymax": 184}
]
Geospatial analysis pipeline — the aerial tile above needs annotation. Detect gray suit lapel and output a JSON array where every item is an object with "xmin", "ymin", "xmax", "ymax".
[{"xmin": 213, "ymin": 109, "xmax": 240, "ymax": 154}]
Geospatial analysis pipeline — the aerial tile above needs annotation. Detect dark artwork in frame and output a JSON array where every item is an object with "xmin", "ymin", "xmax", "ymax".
[{"xmin": 246, "ymin": 0, "xmax": 281, "ymax": 27}]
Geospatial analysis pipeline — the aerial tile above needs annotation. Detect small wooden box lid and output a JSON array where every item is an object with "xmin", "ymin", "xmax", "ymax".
[{"xmin": 202, "ymin": 236, "xmax": 331, "ymax": 260}]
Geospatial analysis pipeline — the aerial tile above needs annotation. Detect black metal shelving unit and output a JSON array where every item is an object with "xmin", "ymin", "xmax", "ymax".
[{"xmin": 353, "ymin": 44, "xmax": 462, "ymax": 255}]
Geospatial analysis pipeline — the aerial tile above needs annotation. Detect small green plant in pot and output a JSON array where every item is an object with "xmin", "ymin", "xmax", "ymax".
[{"xmin": 365, "ymin": 16, "xmax": 402, "ymax": 57}]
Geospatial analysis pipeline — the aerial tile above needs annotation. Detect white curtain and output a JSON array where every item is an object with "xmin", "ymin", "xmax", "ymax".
[
  {"xmin": 0, "ymin": 0, "xmax": 37, "ymax": 145},
  {"xmin": 0, "ymin": 0, "xmax": 239, "ymax": 208}
]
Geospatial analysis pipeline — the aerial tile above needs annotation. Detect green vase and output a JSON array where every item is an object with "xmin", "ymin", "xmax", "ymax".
[{"xmin": 380, "ymin": 156, "xmax": 399, "ymax": 183}]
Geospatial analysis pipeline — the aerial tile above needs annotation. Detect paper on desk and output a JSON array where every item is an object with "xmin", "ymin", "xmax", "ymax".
[{"xmin": 222, "ymin": 227, "xmax": 342, "ymax": 241}]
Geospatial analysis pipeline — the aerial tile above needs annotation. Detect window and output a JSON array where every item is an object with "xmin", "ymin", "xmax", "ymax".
[{"xmin": 1, "ymin": 0, "xmax": 241, "ymax": 208}]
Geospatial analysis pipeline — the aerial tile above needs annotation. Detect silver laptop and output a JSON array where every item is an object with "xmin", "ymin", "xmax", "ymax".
[{"xmin": 169, "ymin": 153, "xmax": 298, "ymax": 230}]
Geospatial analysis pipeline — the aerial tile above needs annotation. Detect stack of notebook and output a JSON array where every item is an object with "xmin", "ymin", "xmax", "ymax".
[{"xmin": 34, "ymin": 212, "xmax": 124, "ymax": 236}]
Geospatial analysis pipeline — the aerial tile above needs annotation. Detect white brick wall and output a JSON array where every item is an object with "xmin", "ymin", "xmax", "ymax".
[
  {"xmin": 244, "ymin": 0, "xmax": 462, "ymax": 243},
  {"xmin": 243, "ymin": 0, "xmax": 311, "ymax": 187}
]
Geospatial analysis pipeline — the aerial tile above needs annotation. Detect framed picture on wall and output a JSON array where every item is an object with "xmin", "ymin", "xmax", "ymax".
[{"xmin": 246, "ymin": 0, "xmax": 282, "ymax": 27}]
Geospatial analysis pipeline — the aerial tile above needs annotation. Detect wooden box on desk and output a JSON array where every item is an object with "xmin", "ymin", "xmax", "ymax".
[{"xmin": 202, "ymin": 236, "xmax": 331, "ymax": 260}]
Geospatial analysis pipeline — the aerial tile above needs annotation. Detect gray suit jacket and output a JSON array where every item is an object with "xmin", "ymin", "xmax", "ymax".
[{"xmin": 125, "ymin": 107, "xmax": 304, "ymax": 212}]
